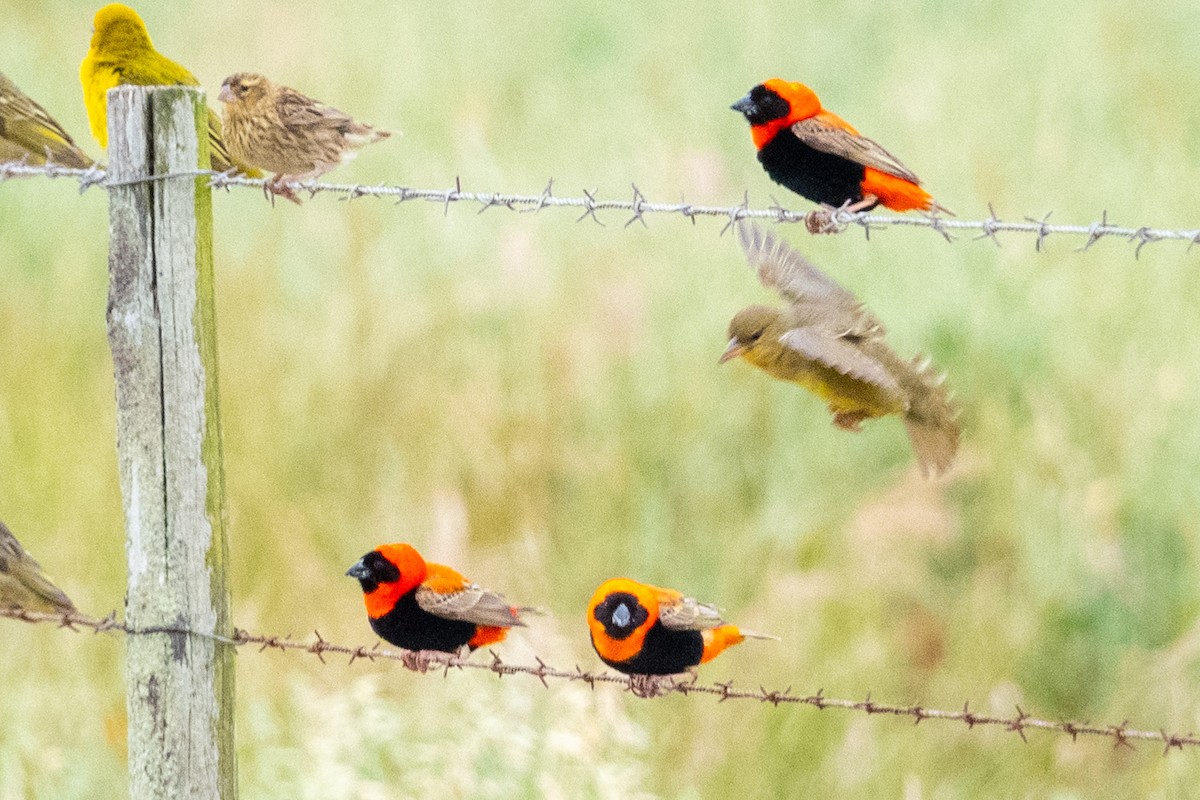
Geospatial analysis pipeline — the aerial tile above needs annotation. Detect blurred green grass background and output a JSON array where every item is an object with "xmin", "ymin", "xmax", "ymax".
[{"xmin": 4, "ymin": 0, "xmax": 1200, "ymax": 796}]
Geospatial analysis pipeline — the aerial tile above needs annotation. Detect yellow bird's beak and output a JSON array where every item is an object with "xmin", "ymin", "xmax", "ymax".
[{"xmin": 719, "ymin": 338, "xmax": 747, "ymax": 365}]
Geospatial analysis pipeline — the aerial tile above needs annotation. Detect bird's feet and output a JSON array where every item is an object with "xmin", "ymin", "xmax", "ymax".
[
  {"xmin": 805, "ymin": 206, "xmax": 841, "ymax": 234},
  {"xmin": 832, "ymin": 410, "xmax": 869, "ymax": 432},
  {"xmin": 400, "ymin": 649, "xmax": 445, "ymax": 673},
  {"xmin": 627, "ymin": 674, "xmax": 670, "ymax": 698},
  {"xmin": 264, "ymin": 174, "xmax": 303, "ymax": 206},
  {"xmin": 806, "ymin": 196, "xmax": 877, "ymax": 234}
]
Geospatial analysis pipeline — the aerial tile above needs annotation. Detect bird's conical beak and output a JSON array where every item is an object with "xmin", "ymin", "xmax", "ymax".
[
  {"xmin": 217, "ymin": 84, "xmax": 235, "ymax": 103},
  {"xmin": 730, "ymin": 94, "xmax": 756, "ymax": 116},
  {"xmin": 345, "ymin": 558, "xmax": 371, "ymax": 580},
  {"xmin": 719, "ymin": 338, "xmax": 747, "ymax": 364}
]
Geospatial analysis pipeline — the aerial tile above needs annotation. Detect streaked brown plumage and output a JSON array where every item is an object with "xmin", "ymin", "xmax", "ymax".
[
  {"xmin": 721, "ymin": 222, "xmax": 959, "ymax": 476},
  {"xmin": 218, "ymin": 72, "xmax": 392, "ymax": 203},
  {"xmin": 0, "ymin": 521, "xmax": 75, "ymax": 614},
  {"xmin": 0, "ymin": 71, "xmax": 93, "ymax": 168}
]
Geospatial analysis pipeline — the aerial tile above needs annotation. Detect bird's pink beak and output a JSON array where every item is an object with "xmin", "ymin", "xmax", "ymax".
[
  {"xmin": 217, "ymin": 84, "xmax": 235, "ymax": 103},
  {"xmin": 719, "ymin": 338, "xmax": 746, "ymax": 365}
]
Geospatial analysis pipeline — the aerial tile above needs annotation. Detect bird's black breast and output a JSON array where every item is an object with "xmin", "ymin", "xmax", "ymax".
[
  {"xmin": 758, "ymin": 130, "xmax": 870, "ymax": 208},
  {"xmin": 370, "ymin": 591, "xmax": 480, "ymax": 653},
  {"xmin": 598, "ymin": 621, "xmax": 705, "ymax": 676}
]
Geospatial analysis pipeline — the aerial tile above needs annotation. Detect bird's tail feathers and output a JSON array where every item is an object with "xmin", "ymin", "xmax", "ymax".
[
  {"xmin": 736, "ymin": 628, "xmax": 781, "ymax": 641},
  {"xmin": 902, "ymin": 354, "xmax": 960, "ymax": 477}
]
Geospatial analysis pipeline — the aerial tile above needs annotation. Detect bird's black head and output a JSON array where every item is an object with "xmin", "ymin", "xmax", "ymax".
[
  {"xmin": 731, "ymin": 84, "xmax": 791, "ymax": 126},
  {"xmin": 592, "ymin": 591, "xmax": 650, "ymax": 641},
  {"xmin": 345, "ymin": 550, "xmax": 400, "ymax": 593}
]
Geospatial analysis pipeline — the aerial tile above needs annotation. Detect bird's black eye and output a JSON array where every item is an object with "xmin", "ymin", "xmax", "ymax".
[
  {"xmin": 744, "ymin": 86, "xmax": 791, "ymax": 125},
  {"xmin": 366, "ymin": 551, "xmax": 400, "ymax": 583},
  {"xmin": 750, "ymin": 328, "xmax": 765, "ymax": 341}
]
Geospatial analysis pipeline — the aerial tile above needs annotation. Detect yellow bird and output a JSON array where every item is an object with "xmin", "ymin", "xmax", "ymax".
[
  {"xmin": 79, "ymin": 3, "xmax": 258, "ymax": 175},
  {"xmin": 721, "ymin": 222, "xmax": 959, "ymax": 476},
  {"xmin": 0, "ymin": 71, "xmax": 94, "ymax": 168},
  {"xmin": 219, "ymin": 72, "xmax": 393, "ymax": 203},
  {"xmin": 0, "ymin": 521, "xmax": 76, "ymax": 614}
]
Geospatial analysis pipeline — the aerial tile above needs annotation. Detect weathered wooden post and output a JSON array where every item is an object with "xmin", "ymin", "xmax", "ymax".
[{"xmin": 105, "ymin": 85, "xmax": 236, "ymax": 800}]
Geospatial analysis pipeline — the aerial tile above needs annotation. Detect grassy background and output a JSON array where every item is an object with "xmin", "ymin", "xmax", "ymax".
[{"xmin": 4, "ymin": 0, "xmax": 1200, "ymax": 796}]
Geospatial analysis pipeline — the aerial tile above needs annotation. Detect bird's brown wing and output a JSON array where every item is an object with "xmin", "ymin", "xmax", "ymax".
[
  {"xmin": 790, "ymin": 114, "xmax": 921, "ymax": 184},
  {"xmin": 275, "ymin": 88, "xmax": 357, "ymax": 133},
  {"xmin": 778, "ymin": 327, "xmax": 902, "ymax": 395},
  {"xmin": 415, "ymin": 581, "xmax": 526, "ymax": 628},
  {"xmin": 0, "ymin": 521, "xmax": 75, "ymax": 612},
  {"xmin": 655, "ymin": 589, "xmax": 726, "ymax": 631},
  {"xmin": 0, "ymin": 72, "xmax": 93, "ymax": 168},
  {"xmin": 736, "ymin": 222, "xmax": 885, "ymax": 339}
]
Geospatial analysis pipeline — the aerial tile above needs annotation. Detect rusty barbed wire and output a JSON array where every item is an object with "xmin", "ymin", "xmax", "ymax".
[
  {"xmin": 2, "ymin": 159, "xmax": 1197, "ymax": 254},
  {"xmin": 3, "ymin": 605, "xmax": 1195, "ymax": 755}
]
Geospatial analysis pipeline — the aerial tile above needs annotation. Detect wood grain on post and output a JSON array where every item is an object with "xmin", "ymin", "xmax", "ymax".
[{"xmin": 105, "ymin": 85, "xmax": 236, "ymax": 800}]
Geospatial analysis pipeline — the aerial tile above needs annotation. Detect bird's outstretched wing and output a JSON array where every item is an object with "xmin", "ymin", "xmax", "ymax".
[
  {"xmin": 736, "ymin": 222, "xmax": 885, "ymax": 339},
  {"xmin": 778, "ymin": 328, "xmax": 902, "ymax": 394}
]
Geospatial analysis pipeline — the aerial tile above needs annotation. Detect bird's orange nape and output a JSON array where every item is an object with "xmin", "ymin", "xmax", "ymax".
[{"xmin": 747, "ymin": 79, "xmax": 823, "ymax": 149}]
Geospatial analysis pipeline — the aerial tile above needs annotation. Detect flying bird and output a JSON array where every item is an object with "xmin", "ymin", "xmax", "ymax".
[
  {"xmin": 80, "ymin": 3, "xmax": 259, "ymax": 175},
  {"xmin": 587, "ymin": 577, "xmax": 775, "ymax": 677},
  {"xmin": 0, "ymin": 521, "xmax": 76, "ymax": 614},
  {"xmin": 219, "ymin": 72, "xmax": 392, "ymax": 203},
  {"xmin": 347, "ymin": 542, "xmax": 534, "ymax": 656},
  {"xmin": 721, "ymin": 222, "xmax": 959, "ymax": 476},
  {"xmin": 731, "ymin": 78, "xmax": 949, "ymax": 220},
  {"xmin": 0, "ymin": 71, "xmax": 93, "ymax": 168}
]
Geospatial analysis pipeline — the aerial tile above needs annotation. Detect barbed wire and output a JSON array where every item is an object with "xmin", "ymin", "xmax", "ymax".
[
  {"xmin": 2, "ymin": 159, "xmax": 1197, "ymax": 254},
  {"xmin": 3, "ymin": 605, "xmax": 1196, "ymax": 755}
]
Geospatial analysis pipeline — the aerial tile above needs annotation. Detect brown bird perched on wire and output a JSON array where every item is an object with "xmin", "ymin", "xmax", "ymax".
[
  {"xmin": 720, "ymin": 222, "xmax": 959, "ymax": 476},
  {"xmin": 0, "ymin": 71, "xmax": 93, "ymax": 168},
  {"xmin": 0, "ymin": 521, "xmax": 76, "ymax": 614},
  {"xmin": 218, "ymin": 72, "xmax": 393, "ymax": 203}
]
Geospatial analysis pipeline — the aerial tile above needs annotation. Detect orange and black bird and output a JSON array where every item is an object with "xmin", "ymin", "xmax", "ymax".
[
  {"xmin": 347, "ymin": 543, "xmax": 534, "ymax": 653},
  {"xmin": 0, "ymin": 521, "xmax": 76, "ymax": 614},
  {"xmin": 587, "ymin": 578, "xmax": 776, "ymax": 676},
  {"xmin": 731, "ymin": 78, "xmax": 949, "ymax": 215}
]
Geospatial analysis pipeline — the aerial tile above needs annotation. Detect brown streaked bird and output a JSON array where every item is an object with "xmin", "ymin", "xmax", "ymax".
[
  {"xmin": 0, "ymin": 71, "xmax": 93, "ymax": 168},
  {"xmin": 218, "ymin": 72, "xmax": 393, "ymax": 203},
  {"xmin": 0, "ymin": 521, "xmax": 76, "ymax": 614},
  {"xmin": 720, "ymin": 222, "xmax": 959, "ymax": 476}
]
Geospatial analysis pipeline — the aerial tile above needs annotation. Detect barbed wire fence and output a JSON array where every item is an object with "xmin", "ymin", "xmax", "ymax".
[
  {"xmin": 6, "ymin": 86, "xmax": 1200, "ymax": 799},
  {"xmin": 3, "ymin": 159, "xmax": 1199, "ymax": 254},
  {"xmin": 3, "ymin": 605, "xmax": 1195, "ymax": 755}
]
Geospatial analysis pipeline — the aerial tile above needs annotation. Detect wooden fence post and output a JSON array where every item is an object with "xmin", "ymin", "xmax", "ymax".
[{"xmin": 105, "ymin": 85, "xmax": 236, "ymax": 800}]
